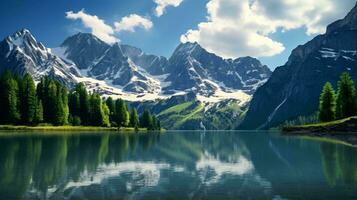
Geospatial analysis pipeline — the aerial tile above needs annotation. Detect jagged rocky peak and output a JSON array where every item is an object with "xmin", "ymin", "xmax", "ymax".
[
  {"xmin": 60, "ymin": 32, "xmax": 110, "ymax": 69},
  {"xmin": 171, "ymin": 42, "xmax": 204, "ymax": 58},
  {"xmin": 0, "ymin": 29, "xmax": 78, "ymax": 87},
  {"xmin": 5, "ymin": 28, "xmax": 47, "ymax": 55}
]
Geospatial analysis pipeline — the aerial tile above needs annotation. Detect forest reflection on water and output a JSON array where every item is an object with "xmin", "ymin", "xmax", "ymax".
[{"xmin": 0, "ymin": 131, "xmax": 357, "ymax": 200}]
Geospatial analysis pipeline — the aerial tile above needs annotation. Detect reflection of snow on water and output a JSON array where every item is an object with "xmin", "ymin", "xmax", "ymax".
[
  {"xmin": 195, "ymin": 152, "xmax": 254, "ymax": 185},
  {"xmin": 65, "ymin": 162, "xmax": 170, "ymax": 190}
]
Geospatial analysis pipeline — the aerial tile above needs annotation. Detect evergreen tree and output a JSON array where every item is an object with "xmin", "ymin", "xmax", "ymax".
[
  {"xmin": 0, "ymin": 70, "xmax": 20, "ymax": 124},
  {"xmin": 47, "ymin": 81, "xmax": 58, "ymax": 124},
  {"xmin": 336, "ymin": 72, "xmax": 357, "ymax": 119},
  {"xmin": 319, "ymin": 82, "xmax": 336, "ymax": 122},
  {"xmin": 37, "ymin": 76, "xmax": 53, "ymax": 122},
  {"xmin": 68, "ymin": 91, "xmax": 80, "ymax": 120},
  {"xmin": 102, "ymin": 102, "xmax": 110, "ymax": 127},
  {"xmin": 53, "ymin": 85, "xmax": 65, "ymax": 126},
  {"xmin": 60, "ymin": 85, "xmax": 69, "ymax": 125},
  {"xmin": 76, "ymin": 83, "xmax": 90, "ymax": 125},
  {"xmin": 115, "ymin": 99, "xmax": 129, "ymax": 127},
  {"xmin": 20, "ymin": 74, "xmax": 37, "ymax": 124},
  {"xmin": 129, "ymin": 108, "xmax": 139, "ymax": 128},
  {"xmin": 106, "ymin": 97, "xmax": 116, "ymax": 123},
  {"xmin": 89, "ymin": 94, "xmax": 103, "ymax": 126},
  {"xmin": 140, "ymin": 109, "xmax": 153, "ymax": 129},
  {"xmin": 33, "ymin": 99, "xmax": 44, "ymax": 124},
  {"xmin": 151, "ymin": 116, "xmax": 158, "ymax": 130}
]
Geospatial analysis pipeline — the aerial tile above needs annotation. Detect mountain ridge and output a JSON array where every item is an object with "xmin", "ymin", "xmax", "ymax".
[{"xmin": 240, "ymin": 3, "xmax": 357, "ymax": 130}]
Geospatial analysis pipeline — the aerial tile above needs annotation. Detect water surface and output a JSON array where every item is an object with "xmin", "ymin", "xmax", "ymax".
[{"xmin": 0, "ymin": 131, "xmax": 356, "ymax": 200}]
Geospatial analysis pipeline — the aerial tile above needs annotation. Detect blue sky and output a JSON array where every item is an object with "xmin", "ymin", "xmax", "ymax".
[{"xmin": 0, "ymin": 0, "xmax": 355, "ymax": 69}]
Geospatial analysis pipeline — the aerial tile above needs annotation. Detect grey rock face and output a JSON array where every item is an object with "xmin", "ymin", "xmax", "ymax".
[
  {"xmin": 0, "ymin": 29, "xmax": 78, "ymax": 87},
  {"xmin": 165, "ymin": 42, "xmax": 271, "ymax": 95},
  {"xmin": 120, "ymin": 44, "xmax": 168, "ymax": 75},
  {"xmin": 61, "ymin": 33, "xmax": 110, "ymax": 70},
  {"xmin": 240, "ymin": 3, "xmax": 357, "ymax": 130}
]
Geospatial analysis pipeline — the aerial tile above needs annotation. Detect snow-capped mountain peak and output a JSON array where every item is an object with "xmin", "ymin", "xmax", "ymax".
[{"xmin": 0, "ymin": 30, "xmax": 271, "ymax": 105}]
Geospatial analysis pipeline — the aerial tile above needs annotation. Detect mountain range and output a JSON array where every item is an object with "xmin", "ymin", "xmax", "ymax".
[
  {"xmin": 240, "ymin": 3, "xmax": 357, "ymax": 129},
  {"xmin": 4, "ymin": 3, "xmax": 356, "ymax": 130},
  {"xmin": 0, "ymin": 28, "xmax": 271, "ymax": 130}
]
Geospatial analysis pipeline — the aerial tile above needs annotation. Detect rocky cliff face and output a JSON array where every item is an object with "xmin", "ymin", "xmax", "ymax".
[
  {"xmin": 0, "ymin": 29, "xmax": 79, "ymax": 87},
  {"xmin": 240, "ymin": 3, "xmax": 357, "ymax": 129},
  {"xmin": 165, "ymin": 42, "xmax": 271, "ymax": 95}
]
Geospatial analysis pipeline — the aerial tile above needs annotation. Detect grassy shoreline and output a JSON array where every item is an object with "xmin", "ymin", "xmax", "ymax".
[
  {"xmin": 282, "ymin": 116, "xmax": 357, "ymax": 134},
  {"xmin": 282, "ymin": 116, "xmax": 357, "ymax": 146},
  {"xmin": 0, "ymin": 125, "xmax": 148, "ymax": 132}
]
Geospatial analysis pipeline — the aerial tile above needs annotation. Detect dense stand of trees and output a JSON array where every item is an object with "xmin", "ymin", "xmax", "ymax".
[
  {"xmin": 319, "ymin": 72, "xmax": 357, "ymax": 122},
  {"xmin": 0, "ymin": 71, "xmax": 160, "ymax": 130}
]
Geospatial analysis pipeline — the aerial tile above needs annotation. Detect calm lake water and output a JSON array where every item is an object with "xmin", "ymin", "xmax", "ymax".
[{"xmin": 0, "ymin": 131, "xmax": 356, "ymax": 200}]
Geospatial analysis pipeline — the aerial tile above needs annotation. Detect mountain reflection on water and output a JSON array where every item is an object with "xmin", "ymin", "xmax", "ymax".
[{"xmin": 0, "ymin": 131, "xmax": 357, "ymax": 200}]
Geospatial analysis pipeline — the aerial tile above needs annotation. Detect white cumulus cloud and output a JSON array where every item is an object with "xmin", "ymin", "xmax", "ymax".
[
  {"xmin": 154, "ymin": 0, "xmax": 183, "ymax": 17},
  {"xmin": 181, "ymin": 0, "xmax": 356, "ymax": 59},
  {"xmin": 115, "ymin": 14, "xmax": 153, "ymax": 32},
  {"xmin": 66, "ymin": 10, "xmax": 154, "ymax": 44},
  {"xmin": 66, "ymin": 9, "xmax": 118, "ymax": 44}
]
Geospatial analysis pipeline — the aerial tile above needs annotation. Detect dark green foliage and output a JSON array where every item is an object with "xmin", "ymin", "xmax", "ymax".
[
  {"xmin": 115, "ymin": 99, "xmax": 129, "ymax": 127},
  {"xmin": 129, "ymin": 108, "xmax": 139, "ymax": 128},
  {"xmin": 75, "ymin": 83, "xmax": 90, "ymax": 125},
  {"xmin": 319, "ymin": 82, "xmax": 336, "ymax": 122},
  {"xmin": 140, "ymin": 109, "xmax": 152, "ymax": 128},
  {"xmin": 19, "ymin": 74, "xmax": 37, "ymax": 124},
  {"xmin": 101, "ymin": 102, "xmax": 110, "ymax": 127},
  {"xmin": 89, "ymin": 94, "xmax": 107, "ymax": 126},
  {"xmin": 33, "ymin": 99, "xmax": 43, "ymax": 124},
  {"xmin": 140, "ymin": 109, "xmax": 160, "ymax": 130},
  {"xmin": 140, "ymin": 109, "xmax": 161, "ymax": 130},
  {"xmin": 0, "ymin": 72, "xmax": 156, "ymax": 128},
  {"xmin": 336, "ymin": 72, "xmax": 357, "ymax": 119},
  {"xmin": 152, "ymin": 116, "xmax": 158, "ymax": 130},
  {"xmin": 68, "ymin": 92, "xmax": 80, "ymax": 118},
  {"xmin": 106, "ymin": 97, "xmax": 116, "ymax": 123},
  {"xmin": 0, "ymin": 70, "xmax": 20, "ymax": 124},
  {"xmin": 71, "ymin": 116, "xmax": 81, "ymax": 126}
]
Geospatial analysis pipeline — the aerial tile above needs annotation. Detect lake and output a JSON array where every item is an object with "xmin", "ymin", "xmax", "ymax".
[{"xmin": 0, "ymin": 131, "xmax": 356, "ymax": 200}]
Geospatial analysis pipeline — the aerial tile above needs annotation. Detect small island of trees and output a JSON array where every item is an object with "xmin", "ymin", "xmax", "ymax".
[{"xmin": 0, "ymin": 70, "xmax": 160, "ymax": 131}]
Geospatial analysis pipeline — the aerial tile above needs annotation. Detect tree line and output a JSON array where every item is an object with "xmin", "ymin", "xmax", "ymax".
[
  {"xmin": 319, "ymin": 72, "xmax": 357, "ymax": 122},
  {"xmin": 0, "ymin": 70, "xmax": 160, "ymax": 130}
]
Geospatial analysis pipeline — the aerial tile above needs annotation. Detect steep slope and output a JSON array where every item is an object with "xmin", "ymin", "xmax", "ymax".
[
  {"xmin": 0, "ymin": 29, "xmax": 79, "ymax": 86},
  {"xmin": 165, "ymin": 42, "xmax": 271, "ymax": 95},
  {"xmin": 60, "ymin": 32, "xmax": 110, "ymax": 70},
  {"xmin": 120, "ymin": 44, "xmax": 168, "ymax": 75},
  {"xmin": 240, "ymin": 3, "xmax": 357, "ymax": 129}
]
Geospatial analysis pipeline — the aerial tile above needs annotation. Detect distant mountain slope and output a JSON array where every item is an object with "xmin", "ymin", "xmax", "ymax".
[
  {"xmin": 240, "ymin": 3, "xmax": 357, "ymax": 129},
  {"xmin": 165, "ymin": 42, "xmax": 271, "ymax": 96}
]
